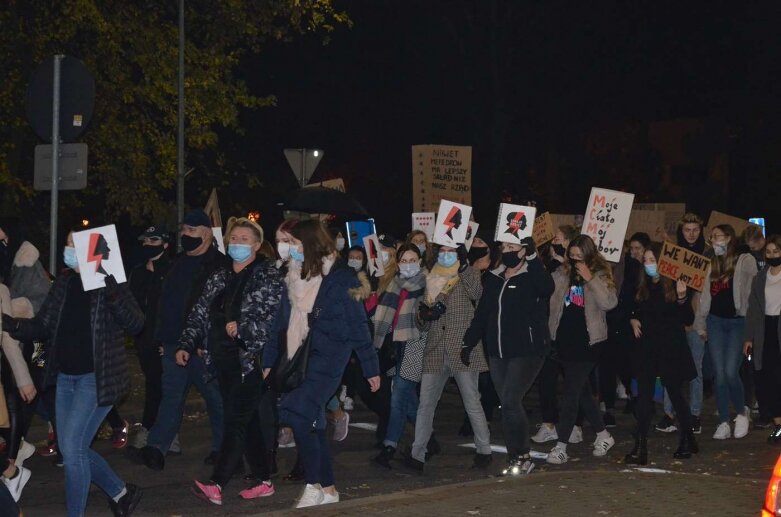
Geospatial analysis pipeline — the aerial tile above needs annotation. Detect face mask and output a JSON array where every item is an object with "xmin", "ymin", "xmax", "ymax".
[
  {"xmin": 381, "ymin": 250, "xmax": 390, "ymax": 265},
  {"xmin": 277, "ymin": 242, "xmax": 290, "ymax": 261},
  {"xmin": 348, "ymin": 258, "xmax": 363, "ymax": 271},
  {"xmin": 713, "ymin": 242, "xmax": 727, "ymax": 256},
  {"xmin": 399, "ymin": 263, "xmax": 421, "ymax": 279},
  {"xmin": 180, "ymin": 234, "xmax": 203, "ymax": 252},
  {"xmin": 767, "ymin": 257, "xmax": 781, "ymax": 268},
  {"xmin": 336, "ymin": 238, "xmax": 345, "ymax": 251},
  {"xmin": 438, "ymin": 251, "xmax": 457, "ymax": 268},
  {"xmin": 644, "ymin": 264, "xmax": 659, "ymax": 278},
  {"xmin": 140, "ymin": 244, "xmax": 164, "ymax": 261},
  {"xmin": 502, "ymin": 251, "xmax": 523, "ymax": 269},
  {"xmin": 415, "ymin": 243, "xmax": 426, "ymax": 255},
  {"xmin": 552, "ymin": 244, "xmax": 566, "ymax": 257},
  {"xmin": 228, "ymin": 243, "xmax": 253, "ymax": 263},
  {"xmin": 63, "ymin": 246, "xmax": 78, "ymax": 269},
  {"xmin": 468, "ymin": 246, "xmax": 488, "ymax": 264},
  {"xmin": 289, "ymin": 247, "xmax": 305, "ymax": 263}
]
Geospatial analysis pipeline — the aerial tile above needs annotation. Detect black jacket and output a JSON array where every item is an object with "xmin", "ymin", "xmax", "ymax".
[
  {"xmin": 128, "ymin": 254, "xmax": 172, "ymax": 349},
  {"xmin": 464, "ymin": 256, "xmax": 554, "ymax": 359},
  {"xmin": 13, "ymin": 271, "xmax": 144, "ymax": 406}
]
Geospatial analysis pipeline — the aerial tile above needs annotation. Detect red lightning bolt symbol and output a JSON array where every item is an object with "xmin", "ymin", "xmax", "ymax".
[{"xmin": 87, "ymin": 233, "xmax": 103, "ymax": 273}]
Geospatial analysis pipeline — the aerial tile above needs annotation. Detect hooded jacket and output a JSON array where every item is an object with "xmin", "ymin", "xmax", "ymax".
[{"xmin": 8, "ymin": 241, "xmax": 51, "ymax": 314}]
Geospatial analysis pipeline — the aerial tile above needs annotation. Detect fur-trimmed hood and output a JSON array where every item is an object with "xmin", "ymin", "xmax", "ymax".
[
  {"xmin": 13, "ymin": 241, "xmax": 40, "ymax": 268},
  {"xmin": 349, "ymin": 271, "xmax": 371, "ymax": 302}
]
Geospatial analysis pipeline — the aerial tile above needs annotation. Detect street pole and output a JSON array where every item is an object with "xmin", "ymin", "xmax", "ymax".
[
  {"xmin": 176, "ymin": 0, "xmax": 185, "ymax": 250},
  {"xmin": 49, "ymin": 55, "xmax": 63, "ymax": 274},
  {"xmin": 301, "ymin": 148, "xmax": 307, "ymax": 187}
]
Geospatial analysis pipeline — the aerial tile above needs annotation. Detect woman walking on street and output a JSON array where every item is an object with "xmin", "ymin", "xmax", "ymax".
[
  {"xmin": 546, "ymin": 235, "xmax": 618, "ymax": 465},
  {"xmin": 262, "ymin": 219, "xmax": 380, "ymax": 508}
]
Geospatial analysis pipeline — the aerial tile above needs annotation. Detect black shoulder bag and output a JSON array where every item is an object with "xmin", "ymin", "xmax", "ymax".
[{"xmin": 269, "ymin": 310, "xmax": 317, "ymax": 393}]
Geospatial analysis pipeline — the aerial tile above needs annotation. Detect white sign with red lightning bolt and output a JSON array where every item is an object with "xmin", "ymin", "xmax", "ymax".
[{"xmin": 72, "ymin": 224, "xmax": 127, "ymax": 291}]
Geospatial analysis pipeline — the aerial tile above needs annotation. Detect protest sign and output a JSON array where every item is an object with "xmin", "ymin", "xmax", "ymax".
[
  {"xmin": 412, "ymin": 212, "xmax": 436, "ymax": 241},
  {"xmin": 212, "ymin": 227, "xmax": 226, "ymax": 254},
  {"xmin": 432, "ymin": 200, "xmax": 472, "ymax": 247},
  {"xmin": 494, "ymin": 203, "xmax": 537, "ymax": 245},
  {"xmin": 72, "ymin": 224, "xmax": 127, "ymax": 291},
  {"xmin": 706, "ymin": 210, "xmax": 760, "ymax": 238},
  {"xmin": 306, "ymin": 178, "xmax": 346, "ymax": 192},
  {"xmin": 532, "ymin": 212, "xmax": 555, "ymax": 246},
  {"xmin": 204, "ymin": 188, "xmax": 222, "ymax": 228},
  {"xmin": 634, "ymin": 202, "xmax": 686, "ymax": 236},
  {"xmin": 465, "ymin": 221, "xmax": 480, "ymax": 251},
  {"xmin": 412, "ymin": 145, "xmax": 472, "ymax": 212},
  {"xmin": 582, "ymin": 187, "xmax": 635, "ymax": 262},
  {"xmin": 658, "ymin": 241, "xmax": 711, "ymax": 292},
  {"xmin": 626, "ymin": 209, "xmax": 666, "ymax": 242},
  {"xmin": 363, "ymin": 234, "xmax": 385, "ymax": 277}
]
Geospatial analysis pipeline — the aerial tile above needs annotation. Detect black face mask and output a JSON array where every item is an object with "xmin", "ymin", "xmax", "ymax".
[
  {"xmin": 552, "ymin": 244, "xmax": 566, "ymax": 257},
  {"xmin": 767, "ymin": 257, "xmax": 781, "ymax": 268},
  {"xmin": 140, "ymin": 244, "xmax": 165, "ymax": 261},
  {"xmin": 468, "ymin": 246, "xmax": 489, "ymax": 264},
  {"xmin": 180, "ymin": 235, "xmax": 202, "ymax": 252},
  {"xmin": 502, "ymin": 251, "xmax": 523, "ymax": 269}
]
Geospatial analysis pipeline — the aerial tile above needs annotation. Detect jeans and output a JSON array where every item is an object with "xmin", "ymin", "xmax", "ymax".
[
  {"xmin": 411, "ymin": 365, "xmax": 491, "ymax": 462},
  {"xmin": 147, "ymin": 344, "xmax": 224, "ymax": 453},
  {"xmin": 57, "ymin": 373, "xmax": 125, "ymax": 517},
  {"xmin": 556, "ymin": 360, "xmax": 605, "ymax": 444},
  {"xmin": 384, "ymin": 375, "xmax": 419, "ymax": 448},
  {"xmin": 707, "ymin": 315, "xmax": 746, "ymax": 422},
  {"xmin": 664, "ymin": 330, "xmax": 705, "ymax": 417},
  {"xmin": 489, "ymin": 355, "xmax": 545, "ymax": 458}
]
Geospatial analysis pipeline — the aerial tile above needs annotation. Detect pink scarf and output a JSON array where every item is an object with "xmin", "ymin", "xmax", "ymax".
[{"xmin": 285, "ymin": 256, "xmax": 335, "ymax": 358}]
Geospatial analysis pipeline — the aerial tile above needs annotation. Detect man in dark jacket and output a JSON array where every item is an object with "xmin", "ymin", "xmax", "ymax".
[{"xmin": 136, "ymin": 211, "xmax": 226, "ymax": 471}]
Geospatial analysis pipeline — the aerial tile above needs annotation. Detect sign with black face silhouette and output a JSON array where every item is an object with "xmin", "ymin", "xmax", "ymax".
[
  {"xmin": 72, "ymin": 224, "xmax": 127, "ymax": 291},
  {"xmin": 362, "ymin": 234, "xmax": 385, "ymax": 277},
  {"xmin": 494, "ymin": 203, "xmax": 537, "ymax": 245},
  {"xmin": 432, "ymin": 200, "xmax": 472, "ymax": 248}
]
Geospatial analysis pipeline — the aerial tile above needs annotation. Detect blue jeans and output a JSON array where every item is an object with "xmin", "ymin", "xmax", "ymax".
[
  {"xmin": 707, "ymin": 315, "xmax": 746, "ymax": 422},
  {"xmin": 57, "ymin": 373, "xmax": 125, "ymax": 517},
  {"xmin": 147, "ymin": 344, "xmax": 224, "ymax": 453},
  {"xmin": 664, "ymin": 330, "xmax": 705, "ymax": 417},
  {"xmin": 384, "ymin": 375, "xmax": 419, "ymax": 448}
]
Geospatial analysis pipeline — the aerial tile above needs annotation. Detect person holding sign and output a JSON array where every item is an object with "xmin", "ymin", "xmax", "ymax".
[
  {"xmin": 2, "ymin": 229, "xmax": 144, "ymax": 517},
  {"xmin": 625, "ymin": 244, "xmax": 699, "ymax": 465},
  {"xmin": 743, "ymin": 235, "xmax": 781, "ymax": 443},
  {"xmin": 695, "ymin": 224, "xmax": 757, "ymax": 440},
  {"xmin": 546, "ymin": 235, "xmax": 618, "ymax": 465}
]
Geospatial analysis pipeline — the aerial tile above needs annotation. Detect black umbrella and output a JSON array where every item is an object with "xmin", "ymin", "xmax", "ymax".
[{"xmin": 285, "ymin": 187, "xmax": 370, "ymax": 219}]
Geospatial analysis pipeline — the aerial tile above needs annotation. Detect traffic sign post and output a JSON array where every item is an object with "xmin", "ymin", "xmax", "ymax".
[
  {"xmin": 34, "ymin": 143, "xmax": 88, "ymax": 190},
  {"xmin": 49, "ymin": 55, "xmax": 62, "ymax": 275},
  {"xmin": 284, "ymin": 148, "xmax": 324, "ymax": 187}
]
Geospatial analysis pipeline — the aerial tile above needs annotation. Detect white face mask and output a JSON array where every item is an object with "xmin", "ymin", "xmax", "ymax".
[
  {"xmin": 277, "ymin": 242, "xmax": 290, "ymax": 261},
  {"xmin": 336, "ymin": 237, "xmax": 346, "ymax": 251}
]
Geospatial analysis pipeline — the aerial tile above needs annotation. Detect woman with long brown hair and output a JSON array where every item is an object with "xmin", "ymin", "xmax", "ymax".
[
  {"xmin": 546, "ymin": 235, "xmax": 617, "ymax": 465},
  {"xmin": 695, "ymin": 224, "xmax": 757, "ymax": 440}
]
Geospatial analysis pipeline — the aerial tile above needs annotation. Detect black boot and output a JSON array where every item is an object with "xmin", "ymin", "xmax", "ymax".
[
  {"xmin": 688, "ymin": 430, "xmax": 699, "ymax": 454},
  {"xmin": 372, "ymin": 445, "xmax": 396, "ymax": 469},
  {"xmin": 673, "ymin": 431, "xmax": 693, "ymax": 459},
  {"xmin": 625, "ymin": 434, "xmax": 647, "ymax": 465},
  {"xmin": 623, "ymin": 433, "xmax": 640, "ymax": 464},
  {"xmin": 426, "ymin": 434, "xmax": 441, "ymax": 460}
]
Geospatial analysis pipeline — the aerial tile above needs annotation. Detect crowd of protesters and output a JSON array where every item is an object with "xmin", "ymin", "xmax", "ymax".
[{"xmin": 0, "ymin": 204, "xmax": 779, "ymax": 515}]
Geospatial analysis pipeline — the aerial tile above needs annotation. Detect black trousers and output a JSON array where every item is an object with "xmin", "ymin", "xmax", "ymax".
[
  {"xmin": 137, "ymin": 345, "xmax": 163, "ymax": 430},
  {"xmin": 598, "ymin": 330, "xmax": 632, "ymax": 410},
  {"xmin": 636, "ymin": 367, "xmax": 691, "ymax": 438},
  {"xmin": 758, "ymin": 316, "xmax": 781, "ymax": 419},
  {"xmin": 212, "ymin": 358, "xmax": 269, "ymax": 488},
  {"xmin": 355, "ymin": 365, "xmax": 391, "ymax": 442},
  {"xmin": 538, "ymin": 354, "xmax": 585, "ymax": 426},
  {"xmin": 556, "ymin": 360, "xmax": 604, "ymax": 442}
]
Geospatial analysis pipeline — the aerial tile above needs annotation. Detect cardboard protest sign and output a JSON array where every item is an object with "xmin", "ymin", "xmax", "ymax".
[
  {"xmin": 532, "ymin": 212, "xmax": 555, "ymax": 246},
  {"xmin": 412, "ymin": 212, "xmax": 436, "ymax": 241},
  {"xmin": 306, "ymin": 178, "xmax": 346, "ymax": 192},
  {"xmin": 626, "ymin": 209, "xmax": 666, "ymax": 242},
  {"xmin": 494, "ymin": 203, "xmax": 537, "ymax": 245},
  {"xmin": 464, "ymin": 221, "xmax": 480, "ymax": 251},
  {"xmin": 72, "ymin": 224, "xmax": 127, "ymax": 291},
  {"xmin": 658, "ymin": 241, "xmax": 710, "ymax": 292},
  {"xmin": 204, "ymin": 188, "xmax": 223, "ymax": 228},
  {"xmin": 634, "ymin": 202, "xmax": 686, "ymax": 236},
  {"xmin": 706, "ymin": 211, "xmax": 760, "ymax": 238},
  {"xmin": 212, "ymin": 227, "xmax": 226, "ymax": 254},
  {"xmin": 363, "ymin": 234, "xmax": 385, "ymax": 277},
  {"xmin": 432, "ymin": 200, "xmax": 472, "ymax": 248},
  {"xmin": 412, "ymin": 145, "xmax": 472, "ymax": 212},
  {"xmin": 582, "ymin": 187, "xmax": 635, "ymax": 262}
]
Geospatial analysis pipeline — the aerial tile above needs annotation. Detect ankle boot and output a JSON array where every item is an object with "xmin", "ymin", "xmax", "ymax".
[
  {"xmin": 673, "ymin": 431, "xmax": 693, "ymax": 459},
  {"xmin": 624, "ymin": 433, "xmax": 647, "ymax": 465},
  {"xmin": 372, "ymin": 445, "xmax": 395, "ymax": 469},
  {"xmin": 624, "ymin": 433, "xmax": 640, "ymax": 464},
  {"xmin": 426, "ymin": 434, "xmax": 441, "ymax": 460},
  {"xmin": 688, "ymin": 429, "xmax": 699, "ymax": 454}
]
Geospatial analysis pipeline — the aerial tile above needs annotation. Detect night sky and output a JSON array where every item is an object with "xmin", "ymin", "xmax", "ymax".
[{"xmin": 224, "ymin": 1, "xmax": 781, "ymax": 238}]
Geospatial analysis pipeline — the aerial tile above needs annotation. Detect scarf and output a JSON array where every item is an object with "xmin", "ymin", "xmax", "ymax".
[
  {"xmin": 373, "ymin": 272, "xmax": 426, "ymax": 348},
  {"xmin": 285, "ymin": 256, "xmax": 335, "ymax": 359},
  {"xmin": 425, "ymin": 262, "xmax": 460, "ymax": 304}
]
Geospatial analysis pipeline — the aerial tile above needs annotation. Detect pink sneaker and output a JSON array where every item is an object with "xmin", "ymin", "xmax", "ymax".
[
  {"xmin": 192, "ymin": 480, "xmax": 222, "ymax": 505},
  {"xmin": 239, "ymin": 481, "xmax": 275, "ymax": 500}
]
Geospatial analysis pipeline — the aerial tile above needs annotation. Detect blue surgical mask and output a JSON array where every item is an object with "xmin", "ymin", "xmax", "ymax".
[
  {"xmin": 348, "ymin": 258, "xmax": 363, "ymax": 271},
  {"xmin": 438, "ymin": 251, "xmax": 458, "ymax": 268},
  {"xmin": 290, "ymin": 247, "xmax": 305, "ymax": 263},
  {"xmin": 399, "ymin": 263, "xmax": 421, "ymax": 279},
  {"xmin": 63, "ymin": 246, "xmax": 78, "ymax": 269},
  {"xmin": 713, "ymin": 242, "xmax": 727, "ymax": 256},
  {"xmin": 228, "ymin": 243, "xmax": 253, "ymax": 263},
  {"xmin": 416, "ymin": 243, "xmax": 426, "ymax": 255},
  {"xmin": 644, "ymin": 264, "xmax": 659, "ymax": 278}
]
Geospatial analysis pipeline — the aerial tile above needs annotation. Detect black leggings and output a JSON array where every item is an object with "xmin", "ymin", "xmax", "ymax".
[
  {"xmin": 636, "ymin": 369, "xmax": 691, "ymax": 437},
  {"xmin": 1, "ymin": 386, "xmax": 35, "ymax": 461}
]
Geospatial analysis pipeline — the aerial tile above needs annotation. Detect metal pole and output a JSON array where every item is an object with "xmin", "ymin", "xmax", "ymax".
[
  {"xmin": 301, "ymin": 148, "xmax": 306, "ymax": 186},
  {"xmin": 176, "ymin": 0, "xmax": 185, "ymax": 250},
  {"xmin": 49, "ymin": 55, "xmax": 63, "ymax": 275}
]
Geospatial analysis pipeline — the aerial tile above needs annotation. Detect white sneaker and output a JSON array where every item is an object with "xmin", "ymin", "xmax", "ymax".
[
  {"xmin": 128, "ymin": 425, "xmax": 149, "ymax": 449},
  {"xmin": 339, "ymin": 385, "xmax": 348, "ymax": 402},
  {"xmin": 295, "ymin": 484, "xmax": 324, "ymax": 508},
  {"xmin": 546, "ymin": 445, "xmax": 569, "ymax": 465},
  {"xmin": 342, "ymin": 397, "xmax": 354, "ymax": 411},
  {"xmin": 568, "ymin": 426, "xmax": 583, "ymax": 444},
  {"xmin": 713, "ymin": 422, "xmax": 731, "ymax": 440},
  {"xmin": 592, "ymin": 434, "xmax": 615, "ymax": 457},
  {"xmin": 2, "ymin": 466, "xmax": 31, "ymax": 502},
  {"xmin": 734, "ymin": 407, "xmax": 750, "ymax": 439},
  {"xmin": 16, "ymin": 440, "xmax": 35, "ymax": 468},
  {"xmin": 531, "ymin": 424, "xmax": 558, "ymax": 443},
  {"xmin": 321, "ymin": 491, "xmax": 340, "ymax": 505}
]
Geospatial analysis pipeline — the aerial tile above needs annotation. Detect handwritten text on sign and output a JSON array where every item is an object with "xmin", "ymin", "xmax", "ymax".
[
  {"xmin": 411, "ymin": 145, "xmax": 472, "ymax": 212},
  {"xmin": 583, "ymin": 188, "xmax": 634, "ymax": 262},
  {"xmin": 658, "ymin": 241, "xmax": 710, "ymax": 292}
]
